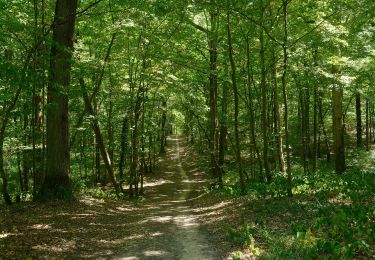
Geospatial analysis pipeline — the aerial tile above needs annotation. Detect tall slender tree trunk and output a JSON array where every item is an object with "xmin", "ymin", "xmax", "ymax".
[
  {"xmin": 366, "ymin": 99, "xmax": 369, "ymax": 151},
  {"xmin": 272, "ymin": 49, "xmax": 285, "ymax": 173},
  {"xmin": 226, "ymin": 10, "xmax": 245, "ymax": 193},
  {"xmin": 313, "ymin": 79, "xmax": 318, "ymax": 172},
  {"xmin": 129, "ymin": 87, "xmax": 143, "ymax": 197},
  {"xmin": 94, "ymin": 98, "xmax": 101, "ymax": 183},
  {"xmin": 217, "ymin": 60, "xmax": 229, "ymax": 187},
  {"xmin": 245, "ymin": 35, "xmax": 262, "ymax": 177},
  {"xmin": 140, "ymin": 90, "xmax": 146, "ymax": 195},
  {"xmin": 318, "ymin": 91, "xmax": 331, "ymax": 161},
  {"xmin": 160, "ymin": 99, "xmax": 167, "ymax": 154},
  {"xmin": 208, "ymin": 4, "xmax": 219, "ymax": 180},
  {"xmin": 118, "ymin": 116, "xmax": 129, "ymax": 178},
  {"xmin": 0, "ymin": 133, "xmax": 12, "ymax": 204},
  {"xmin": 107, "ymin": 73, "xmax": 114, "ymax": 163},
  {"xmin": 40, "ymin": 0, "xmax": 78, "ymax": 199},
  {"xmin": 332, "ymin": 62, "xmax": 346, "ymax": 174},
  {"xmin": 300, "ymin": 85, "xmax": 308, "ymax": 174},
  {"xmin": 259, "ymin": 21, "xmax": 271, "ymax": 183},
  {"xmin": 356, "ymin": 91, "xmax": 362, "ymax": 148},
  {"xmin": 312, "ymin": 51, "xmax": 318, "ymax": 172},
  {"xmin": 282, "ymin": 0, "xmax": 292, "ymax": 196}
]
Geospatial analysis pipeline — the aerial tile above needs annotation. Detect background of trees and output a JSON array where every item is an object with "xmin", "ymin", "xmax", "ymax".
[{"xmin": 0, "ymin": 0, "xmax": 374, "ymax": 204}]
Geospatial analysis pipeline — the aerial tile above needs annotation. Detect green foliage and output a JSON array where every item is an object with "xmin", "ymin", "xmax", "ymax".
[
  {"xmin": 219, "ymin": 150, "xmax": 374, "ymax": 259},
  {"xmin": 82, "ymin": 187, "xmax": 118, "ymax": 200},
  {"xmin": 226, "ymin": 223, "xmax": 260, "ymax": 255},
  {"xmin": 232, "ymin": 251, "xmax": 242, "ymax": 260}
]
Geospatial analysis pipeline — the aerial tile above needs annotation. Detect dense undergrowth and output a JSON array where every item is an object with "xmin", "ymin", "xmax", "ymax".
[{"xmin": 219, "ymin": 150, "xmax": 375, "ymax": 259}]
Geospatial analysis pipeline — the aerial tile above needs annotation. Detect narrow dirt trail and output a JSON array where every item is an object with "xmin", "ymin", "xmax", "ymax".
[{"xmin": 121, "ymin": 135, "xmax": 218, "ymax": 259}]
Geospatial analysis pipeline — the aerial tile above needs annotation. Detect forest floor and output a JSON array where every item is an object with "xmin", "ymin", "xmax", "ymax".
[
  {"xmin": 3, "ymin": 136, "xmax": 371, "ymax": 259},
  {"xmin": 0, "ymin": 135, "xmax": 234, "ymax": 259}
]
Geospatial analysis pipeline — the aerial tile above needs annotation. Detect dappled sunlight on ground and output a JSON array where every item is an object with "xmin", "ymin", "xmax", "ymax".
[
  {"xmin": 143, "ymin": 178, "xmax": 175, "ymax": 187},
  {"xmin": 0, "ymin": 135, "xmax": 225, "ymax": 259}
]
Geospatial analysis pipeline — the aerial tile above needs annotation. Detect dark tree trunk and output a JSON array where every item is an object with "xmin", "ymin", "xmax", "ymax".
[
  {"xmin": 160, "ymin": 99, "xmax": 167, "ymax": 154},
  {"xmin": 118, "ymin": 116, "xmax": 129, "ymax": 178},
  {"xmin": 226, "ymin": 10, "xmax": 245, "ymax": 193},
  {"xmin": 313, "ymin": 79, "xmax": 318, "ymax": 172},
  {"xmin": 366, "ymin": 99, "xmax": 369, "ymax": 151},
  {"xmin": 259, "ymin": 26, "xmax": 270, "ymax": 183},
  {"xmin": 282, "ymin": 0, "xmax": 292, "ymax": 196},
  {"xmin": 208, "ymin": 6, "xmax": 219, "ymax": 180},
  {"xmin": 218, "ymin": 64, "xmax": 229, "ymax": 188},
  {"xmin": 245, "ymin": 35, "xmax": 262, "ymax": 177},
  {"xmin": 356, "ymin": 92, "xmax": 362, "ymax": 148},
  {"xmin": 0, "ymin": 136, "xmax": 12, "ymax": 205},
  {"xmin": 94, "ymin": 97, "xmax": 101, "ymax": 183},
  {"xmin": 272, "ymin": 50, "xmax": 285, "ymax": 173},
  {"xmin": 40, "ymin": 0, "xmax": 78, "ymax": 200},
  {"xmin": 332, "ymin": 85, "xmax": 346, "ymax": 174},
  {"xmin": 130, "ymin": 93, "xmax": 142, "ymax": 197}
]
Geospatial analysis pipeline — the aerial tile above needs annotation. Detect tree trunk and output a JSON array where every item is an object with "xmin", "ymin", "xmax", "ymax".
[
  {"xmin": 332, "ymin": 83, "xmax": 346, "ymax": 174},
  {"xmin": 218, "ymin": 64, "xmax": 229, "ymax": 188},
  {"xmin": 259, "ymin": 23, "xmax": 271, "ymax": 183},
  {"xmin": 300, "ymin": 85, "xmax": 308, "ymax": 174},
  {"xmin": 107, "ymin": 85, "xmax": 114, "ymax": 163},
  {"xmin": 160, "ymin": 99, "xmax": 167, "ymax": 154},
  {"xmin": 94, "ymin": 97, "xmax": 101, "ymax": 183},
  {"xmin": 40, "ymin": 0, "xmax": 78, "ymax": 200},
  {"xmin": 208, "ymin": 5, "xmax": 219, "ymax": 180},
  {"xmin": 226, "ymin": 10, "xmax": 245, "ymax": 193},
  {"xmin": 118, "ymin": 116, "xmax": 129, "ymax": 178},
  {"xmin": 282, "ymin": 0, "xmax": 292, "ymax": 196},
  {"xmin": 0, "ymin": 133, "xmax": 12, "ymax": 205},
  {"xmin": 130, "ymin": 90, "xmax": 142, "ymax": 197},
  {"xmin": 245, "ymin": 35, "xmax": 262, "ymax": 177},
  {"xmin": 313, "ymin": 77, "xmax": 318, "ymax": 172},
  {"xmin": 356, "ymin": 92, "xmax": 362, "ymax": 148},
  {"xmin": 80, "ymin": 79, "xmax": 121, "ymax": 196},
  {"xmin": 318, "ymin": 91, "xmax": 331, "ymax": 161},
  {"xmin": 272, "ymin": 49, "xmax": 285, "ymax": 173},
  {"xmin": 366, "ymin": 99, "xmax": 369, "ymax": 151}
]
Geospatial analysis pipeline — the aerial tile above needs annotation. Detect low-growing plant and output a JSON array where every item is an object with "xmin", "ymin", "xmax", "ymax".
[{"xmin": 226, "ymin": 223, "xmax": 260, "ymax": 256}]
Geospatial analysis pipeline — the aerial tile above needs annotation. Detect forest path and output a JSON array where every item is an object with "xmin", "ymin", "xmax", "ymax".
[
  {"xmin": 120, "ymin": 135, "xmax": 218, "ymax": 259},
  {"xmin": 0, "ymin": 135, "xmax": 220, "ymax": 259}
]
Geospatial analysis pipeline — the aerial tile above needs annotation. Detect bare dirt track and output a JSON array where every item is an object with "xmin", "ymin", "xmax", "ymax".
[{"xmin": 0, "ymin": 136, "xmax": 228, "ymax": 259}]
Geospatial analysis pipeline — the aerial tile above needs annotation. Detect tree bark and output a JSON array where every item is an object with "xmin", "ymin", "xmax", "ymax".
[
  {"xmin": 312, "ymin": 51, "xmax": 318, "ymax": 172},
  {"xmin": 313, "ymin": 81, "xmax": 318, "ymax": 172},
  {"xmin": 366, "ymin": 99, "xmax": 369, "ymax": 151},
  {"xmin": 160, "ymin": 99, "xmax": 167, "ymax": 154},
  {"xmin": 218, "ymin": 62, "xmax": 229, "ymax": 187},
  {"xmin": 208, "ymin": 5, "xmax": 219, "ymax": 180},
  {"xmin": 118, "ymin": 116, "xmax": 129, "ymax": 178},
  {"xmin": 245, "ymin": 35, "xmax": 263, "ymax": 177},
  {"xmin": 226, "ymin": 10, "xmax": 245, "ymax": 193},
  {"xmin": 40, "ymin": 0, "xmax": 78, "ymax": 199},
  {"xmin": 282, "ymin": 0, "xmax": 292, "ymax": 196},
  {"xmin": 0, "ymin": 134, "xmax": 12, "ymax": 205},
  {"xmin": 332, "ymin": 83, "xmax": 346, "ymax": 174},
  {"xmin": 356, "ymin": 92, "xmax": 362, "ymax": 148},
  {"xmin": 272, "ymin": 49, "xmax": 285, "ymax": 173},
  {"xmin": 259, "ymin": 20, "xmax": 271, "ymax": 183}
]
